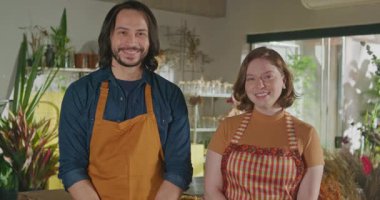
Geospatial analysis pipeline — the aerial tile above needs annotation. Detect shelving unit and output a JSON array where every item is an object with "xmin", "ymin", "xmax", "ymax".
[
  {"xmin": 35, "ymin": 67, "xmax": 98, "ymax": 79},
  {"xmin": 185, "ymin": 93, "xmax": 231, "ymax": 144}
]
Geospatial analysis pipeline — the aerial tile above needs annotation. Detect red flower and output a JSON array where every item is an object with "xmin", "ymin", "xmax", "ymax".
[{"xmin": 360, "ymin": 155, "xmax": 373, "ymax": 175}]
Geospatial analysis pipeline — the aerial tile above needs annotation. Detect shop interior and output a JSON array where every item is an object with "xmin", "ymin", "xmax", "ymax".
[{"xmin": 1, "ymin": 0, "xmax": 380, "ymax": 199}]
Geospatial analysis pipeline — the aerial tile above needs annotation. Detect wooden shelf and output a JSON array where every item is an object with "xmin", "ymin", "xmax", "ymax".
[
  {"xmin": 190, "ymin": 128, "xmax": 217, "ymax": 132},
  {"xmin": 56, "ymin": 67, "xmax": 98, "ymax": 73},
  {"xmin": 35, "ymin": 67, "xmax": 98, "ymax": 73},
  {"xmin": 185, "ymin": 93, "xmax": 231, "ymax": 98}
]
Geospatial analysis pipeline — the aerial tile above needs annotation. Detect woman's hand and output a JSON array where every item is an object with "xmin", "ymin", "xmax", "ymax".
[{"xmin": 297, "ymin": 165, "xmax": 324, "ymax": 200}]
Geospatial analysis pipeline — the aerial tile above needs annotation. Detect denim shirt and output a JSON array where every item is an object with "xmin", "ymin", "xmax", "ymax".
[{"xmin": 58, "ymin": 67, "xmax": 193, "ymax": 190}]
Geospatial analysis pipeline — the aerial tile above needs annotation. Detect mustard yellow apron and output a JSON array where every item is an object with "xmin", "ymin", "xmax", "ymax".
[{"xmin": 88, "ymin": 82, "xmax": 164, "ymax": 200}]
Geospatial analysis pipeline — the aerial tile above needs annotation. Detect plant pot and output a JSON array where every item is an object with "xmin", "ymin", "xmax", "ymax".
[
  {"xmin": 74, "ymin": 53, "xmax": 88, "ymax": 68},
  {"xmin": 87, "ymin": 54, "xmax": 99, "ymax": 69},
  {"xmin": 0, "ymin": 188, "xmax": 18, "ymax": 200}
]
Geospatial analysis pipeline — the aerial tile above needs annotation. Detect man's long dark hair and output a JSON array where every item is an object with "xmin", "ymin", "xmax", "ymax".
[{"xmin": 98, "ymin": 1, "xmax": 160, "ymax": 71}]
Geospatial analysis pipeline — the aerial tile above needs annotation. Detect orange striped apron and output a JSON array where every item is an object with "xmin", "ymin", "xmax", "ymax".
[
  {"xmin": 88, "ymin": 82, "xmax": 164, "ymax": 200},
  {"xmin": 221, "ymin": 112, "xmax": 305, "ymax": 200}
]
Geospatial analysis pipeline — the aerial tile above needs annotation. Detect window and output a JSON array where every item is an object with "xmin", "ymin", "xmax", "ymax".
[{"xmin": 247, "ymin": 23, "xmax": 380, "ymax": 150}]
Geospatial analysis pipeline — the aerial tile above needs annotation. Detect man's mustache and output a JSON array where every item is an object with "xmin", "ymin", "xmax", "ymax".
[{"xmin": 118, "ymin": 47, "xmax": 143, "ymax": 52}]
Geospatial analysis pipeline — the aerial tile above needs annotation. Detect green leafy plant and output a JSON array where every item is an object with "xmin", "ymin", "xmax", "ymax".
[
  {"xmin": 11, "ymin": 35, "xmax": 58, "ymax": 124},
  {"xmin": 356, "ymin": 42, "xmax": 380, "ymax": 165},
  {"xmin": 357, "ymin": 104, "xmax": 380, "ymax": 164},
  {"xmin": 361, "ymin": 41, "xmax": 380, "ymax": 75},
  {"xmin": 0, "ymin": 153, "xmax": 17, "ymax": 200},
  {"xmin": 19, "ymin": 25, "xmax": 49, "ymax": 66},
  {"xmin": 0, "ymin": 33, "xmax": 58, "ymax": 191},
  {"xmin": 287, "ymin": 54, "xmax": 317, "ymax": 121},
  {"xmin": 287, "ymin": 54, "xmax": 317, "ymax": 90},
  {"xmin": 0, "ymin": 151, "xmax": 17, "ymax": 189},
  {"xmin": 50, "ymin": 8, "xmax": 71, "ymax": 67},
  {"xmin": 0, "ymin": 111, "xmax": 58, "ymax": 191},
  {"xmin": 360, "ymin": 41, "xmax": 380, "ymax": 104}
]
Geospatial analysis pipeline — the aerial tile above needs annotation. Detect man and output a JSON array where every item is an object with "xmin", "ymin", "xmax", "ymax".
[{"xmin": 58, "ymin": 1, "xmax": 193, "ymax": 199}]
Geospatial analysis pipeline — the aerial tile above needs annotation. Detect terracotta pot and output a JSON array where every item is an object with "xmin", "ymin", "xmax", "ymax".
[
  {"xmin": 74, "ymin": 53, "xmax": 88, "ymax": 68},
  {"xmin": 87, "ymin": 54, "xmax": 99, "ymax": 69}
]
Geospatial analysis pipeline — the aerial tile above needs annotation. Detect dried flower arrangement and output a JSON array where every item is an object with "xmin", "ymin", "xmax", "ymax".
[{"xmin": 319, "ymin": 147, "xmax": 380, "ymax": 200}]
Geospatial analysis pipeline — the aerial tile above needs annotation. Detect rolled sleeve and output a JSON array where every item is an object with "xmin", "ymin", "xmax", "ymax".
[
  {"xmin": 59, "ymin": 168, "xmax": 89, "ymax": 189},
  {"xmin": 58, "ymin": 83, "xmax": 91, "ymax": 189},
  {"xmin": 163, "ymin": 88, "xmax": 193, "ymax": 190}
]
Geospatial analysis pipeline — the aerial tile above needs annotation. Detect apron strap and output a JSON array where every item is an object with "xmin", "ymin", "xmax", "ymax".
[
  {"xmin": 230, "ymin": 112, "xmax": 251, "ymax": 144},
  {"xmin": 95, "ymin": 82, "xmax": 110, "ymax": 121},
  {"xmin": 229, "ymin": 111, "xmax": 299, "ymax": 150},
  {"xmin": 285, "ymin": 112, "xmax": 298, "ymax": 150},
  {"xmin": 144, "ymin": 84, "xmax": 154, "ymax": 114}
]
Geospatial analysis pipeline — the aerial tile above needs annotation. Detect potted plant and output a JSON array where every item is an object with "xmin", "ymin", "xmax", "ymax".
[
  {"xmin": 50, "ymin": 8, "xmax": 72, "ymax": 68},
  {"xmin": 19, "ymin": 25, "xmax": 49, "ymax": 67},
  {"xmin": 0, "ymin": 34, "xmax": 58, "ymax": 192}
]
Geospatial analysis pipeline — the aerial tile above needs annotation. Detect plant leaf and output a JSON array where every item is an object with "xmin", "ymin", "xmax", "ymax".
[{"xmin": 12, "ymin": 35, "xmax": 28, "ymax": 113}]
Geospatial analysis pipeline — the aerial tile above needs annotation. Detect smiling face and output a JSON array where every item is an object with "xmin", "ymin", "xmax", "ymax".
[
  {"xmin": 245, "ymin": 58, "xmax": 285, "ymax": 115},
  {"xmin": 110, "ymin": 9, "xmax": 149, "ymax": 68}
]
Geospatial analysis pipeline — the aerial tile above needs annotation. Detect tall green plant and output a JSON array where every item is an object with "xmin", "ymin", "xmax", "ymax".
[
  {"xmin": 51, "ymin": 8, "xmax": 70, "ymax": 67},
  {"xmin": 0, "ymin": 30, "xmax": 58, "ymax": 191},
  {"xmin": 11, "ymin": 35, "xmax": 58, "ymax": 124}
]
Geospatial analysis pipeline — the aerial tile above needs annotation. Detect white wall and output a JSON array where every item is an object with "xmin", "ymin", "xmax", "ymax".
[
  {"xmin": 2, "ymin": 0, "xmax": 380, "ymax": 100},
  {"xmin": 0, "ymin": 0, "xmax": 217, "ymax": 100},
  {"xmin": 0, "ymin": 0, "xmax": 114, "ymax": 99},
  {"xmin": 206, "ymin": 0, "xmax": 380, "ymax": 85}
]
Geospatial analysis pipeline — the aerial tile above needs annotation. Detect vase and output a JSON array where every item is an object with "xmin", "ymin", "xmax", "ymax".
[
  {"xmin": 45, "ymin": 44, "xmax": 55, "ymax": 68},
  {"xmin": 0, "ymin": 170, "xmax": 18, "ymax": 200},
  {"xmin": 0, "ymin": 188, "xmax": 18, "ymax": 200}
]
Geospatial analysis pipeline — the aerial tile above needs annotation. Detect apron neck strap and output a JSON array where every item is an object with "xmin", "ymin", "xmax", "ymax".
[
  {"xmin": 230, "ymin": 112, "xmax": 251, "ymax": 144},
  {"xmin": 144, "ymin": 84, "xmax": 153, "ymax": 114},
  {"xmin": 284, "ymin": 112, "xmax": 298, "ymax": 150},
  {"xmin": 230, "ymin": 111, "xmax": 299, "ymax": 150},
  {"xmin": 95, "ymin": 82, "xmax": 110, "ymax": 121}
]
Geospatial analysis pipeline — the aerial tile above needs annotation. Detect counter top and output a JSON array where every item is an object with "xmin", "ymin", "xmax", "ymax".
[{"xmin": 17, "ymin": 189, "xmax": 203, "ymax": 200}]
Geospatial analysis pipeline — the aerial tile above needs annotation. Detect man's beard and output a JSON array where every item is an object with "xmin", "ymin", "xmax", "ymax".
[{"xmin": 112, "ymin": 47, "xmax": 146, "ymax": 68}]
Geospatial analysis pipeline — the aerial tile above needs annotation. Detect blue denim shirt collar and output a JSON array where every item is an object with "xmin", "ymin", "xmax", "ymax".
[{"xmin": 96, "ymin": 66, "xmax": 153, "ymax": 87}]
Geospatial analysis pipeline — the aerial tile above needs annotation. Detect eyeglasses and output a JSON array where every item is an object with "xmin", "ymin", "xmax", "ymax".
[{"xmin": 245, "ymin": 73, "xmax": 279, "ymax": 84}]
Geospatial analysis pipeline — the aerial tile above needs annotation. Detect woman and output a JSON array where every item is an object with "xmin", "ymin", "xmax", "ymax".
[{"xmin": 204, "ymin": 47, "xmax": 324, "ymax": 200}]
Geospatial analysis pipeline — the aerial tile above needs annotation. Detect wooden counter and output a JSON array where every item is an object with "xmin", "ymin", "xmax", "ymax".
[
  {"xmin": 18, "ymin": 190, "xmax": 71, "ymax": 200},
  {"xmin": 17, "ymin": 189, "xmax": 202, "ymax": 200}
]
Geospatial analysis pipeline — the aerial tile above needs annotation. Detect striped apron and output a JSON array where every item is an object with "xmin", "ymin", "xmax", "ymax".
[
  {"xmin": 88, "ymin": 82, "xmax": 164, "ymax": 200},
  {"xmin": 221, "ymin": 112, "xmax": 305, "ymax": 200}
]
